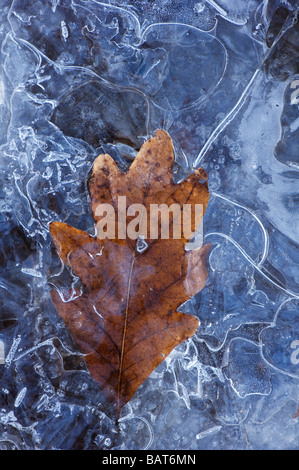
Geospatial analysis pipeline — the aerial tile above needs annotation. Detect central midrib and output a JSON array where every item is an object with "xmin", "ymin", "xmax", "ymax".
[{"xmin": 117, "ymin": 250, "xmax": 136, "ymax": 412}]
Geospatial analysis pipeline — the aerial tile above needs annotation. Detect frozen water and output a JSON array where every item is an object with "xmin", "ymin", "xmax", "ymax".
[{"xmin": 0, "ymin": 0, "xmax": 299, "ymax": 450}]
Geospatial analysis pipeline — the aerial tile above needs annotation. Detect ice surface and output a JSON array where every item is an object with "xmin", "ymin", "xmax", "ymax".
[{"xmin": 0, "ymin": 0, "xmax": 299, "ymax": 450}]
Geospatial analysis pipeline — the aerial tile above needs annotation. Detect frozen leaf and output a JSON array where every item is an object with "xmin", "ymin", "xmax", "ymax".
[{"xmin": 49, "ymin": 129, "xmax": 210, "ymax": 414}]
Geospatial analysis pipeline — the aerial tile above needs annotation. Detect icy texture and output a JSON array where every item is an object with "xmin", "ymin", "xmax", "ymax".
[{"xmin": 0, "ymin": 0, "xmax": 299, "ymax": 450}]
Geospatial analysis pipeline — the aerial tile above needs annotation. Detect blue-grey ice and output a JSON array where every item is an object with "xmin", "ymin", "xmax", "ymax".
[{"xmin": 0, "ymin": 0, "xmax": 299, "ymax": 450}]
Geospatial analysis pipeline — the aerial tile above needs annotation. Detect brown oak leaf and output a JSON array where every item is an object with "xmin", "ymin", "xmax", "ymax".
[{"xmin": 49, "ymin": 129, "xmax": 210, "ymax": 414}]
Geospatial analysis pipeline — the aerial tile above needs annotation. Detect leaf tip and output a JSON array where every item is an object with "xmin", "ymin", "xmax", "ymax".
[{"xmin": 92, "ymin": 153, "xmax": 120, "ymax": 175}]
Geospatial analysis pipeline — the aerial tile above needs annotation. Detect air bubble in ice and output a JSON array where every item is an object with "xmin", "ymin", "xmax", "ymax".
[
  {"xmin": 61, "ymin": 21, "xmax": 69, "ymax": 41},
  {"xmin": 136, "ymin": 235, "xmax": 148, "ymax": 253}
]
